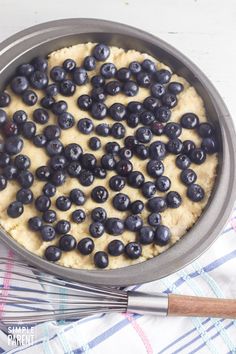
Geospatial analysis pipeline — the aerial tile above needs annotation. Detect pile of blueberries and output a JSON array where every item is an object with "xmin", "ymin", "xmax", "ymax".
[{"xmin": 0, "ymin": 43, "xmax": 218, "ymax": 268}]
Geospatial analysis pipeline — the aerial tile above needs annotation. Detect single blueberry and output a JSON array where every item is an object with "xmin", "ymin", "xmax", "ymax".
[
  {"xmin": 201, "ymin": 137, "xmax": 218, "ymax": 154},
  {"xmin": 166, "ymin": 138, "xmax": 183, "ymax": 154},
  {"xmin": 59, "ymin": 234, "xmax": 76, "ymax": 251},
  {"xmin": 28, "ymin": 216, "xmax": 42, "ymax": 231},
  {"xmin": 105, "ymin": 81, "xmax": 122, "ymax": 95},
  {"xmin": 147, "ymin": 160, "xmax": 164, "ymax": 178},
  {"xmin": 91, "ymin": 75, "xmax": 105, "ymax": 88},
  {"xmin": 168, "ymin": 82, "xmax": 184, "ymax": 94},
  {"xmin": 44, "ymin": 125, "xmax": 61, "ymax": 140},
  {"xmin": 149, "ymin": 141, "xmax": 166, "ymax": 160},
  {"xmin": 33, "ymin": 108, "xmax": 49, "ymax": 125},
  {"xmin": 44, "ymin": 246, "xmax": 61, "ymax": 261},
  {"xmin": 77, "ymin": 238, "xmax": 94, "ymax": 255},
  {"xmin": 135, "ymin": 127, "xmax": 153, "ymax": 143},
  {"xmin": 166, "ymin": 191, "xmax": 182, "ymax": 208},
  {"xmin": 154, "ymin": 225, "xmax": 171, "ymax": 245},
  {"xmin": 67, "ymin": 161, "xmax": 82, "ymax": 177},
  {"xmin": 125, "ymin": 242, "xmax": 142, "ymax": 259},
  {"xmin": 89, "ymin": 136, "xmax": 101, "ymax": 150},
  {"xmin": 141, "ymin": 181, "xmax": 156, "ymax": 198},
  {"xmin": 134, "ymin": 144, "xmax": 149, "ymax": 160},
  {"xmin": 140, "ymin": 110, "xmax": 155, "ymax": 126},
  {"xmin": 101, "ymin": 154, "xmax": 116, "ymax": 170},
  {"xmin": 180, "ymin": 113, "xmax": 199, "ymax": 129},
  {"xmin": 78, "ymin": 169, "xmax": 94, "ymax": 186},
  {"xmin": 5, "ymin": 136, "xmax": 23, "ymax": 155},
  {"xmin": 109, "ymin": 175, "xmax": 126, "ymax": 191},
  {"xmin": 110, "ymin": 122, "xmax": 126, "ymax": 139},
  {"xmin": 0, "ymin": 92, "xmax": 11, "ymax": 107},
  {"xmin": 116, "ymin": 67, "xmax": 131, "ymax": 81},
  {"xmin": 77, "ymin": 118, "xmax": 94, "ymax": 134},
  {"xmin": 95, "ymin": 123, "xmax": 110, "ymax": 136},
  {"xmin": 136, "ymin": 71, "xmax": 152, "ymax": 87},
  {"xmin": 91, "ymin": 102, "xmax": 107, "ymax": 120},
  {"xmin": 94, "ymin": 251, "xmax": 109, "ymax": 268},
  {"xmin": 55, "ymin": 220, "xmax": 71, "ymax": 234},
  {"xmin": 105, "ymin": 218, "xmax": 124, "ymax": 235},
  {"xmin": 113, "ymin": 193, "xmax": 130, "ymax": 211},
  {"xmin": 50, "ymin": 66, "xmax": 66, "ymax": 82},
  {"xmin": 69, "ymin": 188, "xmax": 86, "ymax": 206},
  {"xmin": 109, "ymin": 103, "xmax": 126, "ymax": 121},
  {"xmin": 7, "ymin": 201, "xmax": 24, "ymax": 218},
  {"xmin": 40, "ymin": 95, "xmax": 55, "ymax": 109},
  {"xmin": 84, "ymin": 55, "xmax": 96, "ymax": 71},
  {"xmin": 100, "ymin": 62, "xmax": 116, "ymax": 79},
  {"xmin": 91, "ymin": 207, "xmax": 107, "ymax": 223},
  {"xmin": 126, "ymin": 113, "xmax": 140, "ymax": 128},
  {"xmin": 125, "ymin": 215, "xmax": 143, "ymax": 231},
  {"xmin": 58, "ymin": 112, "xmax": 75, "ymax": 129},
  {"xmin": 11, "ymin": 76, "xmax": 29, "ymax": 94},
  {"xmin": 42, "ymin": 210, "xmax": 57, "ymax": 223},
  {"xmin": 22, "ymin": 121, "xmax": 36, "ymax": 139},
  {"xmin": 155, "ymin": 176, "xmax": 171, "ymax": 192},
  {"xmin": 51, "ymin": 170, "xmax": 66, "ymax": 186},
  {"xmin": 93, "ymin": 43, "xmax": 110, "ymax": 61},
  {"xmin": 43, "ymin": 182, "xmax": 56, "ymax": 197},
  {"xmin": 91, "ymin": 87, "xmax": 106, "ymax": 102},
  {"xmin": 105, "ymin": 142, "xmax": 120, "ymax": 154},
  {"xmin": 73, "ymin": 67, "xmax": 88, "ymax": 85},
  {"xmin": 130, "ymin": 200, "xmax": 144, "ymax": 214},
  {"xmin": 63, "ymin": 59, "xmax": 76, "ymax": 72},
  {"xmin": 123, "ymin": 81, "xmax": 139, "ymax": 96},
  {"xmin": 116, "ymin": 159, "xmax": 133, "ymax": 176},
  {"xmin": 155, "ymin": 106, "xmax": 171, "ymax": 123},
  {"xmin": 91, "ymin": 186, "xmax": 108, "ymax": 203},
  {"xmin": 129, "ymin": 61, "xmax": 142, "ymax": 75},
  {"xmin": 182, "ymin": 140, "xmax": 196, "ymax": 155},
  {"xmin": 31, "ymin": 57, "xmax": 48, "ymax": 72},
  {"xmin": 33, "ymin": 134, "xmax": 47, "ymax": 148},
  {"xmin": 0, "ymin": 175, "xmax": 7, "ymax": 190},
  {"xmin": 52, "ymin": 100, "xmax": 68, "ymax": 115},
  {"xmin": 46, "ymin": 139, "xmax": 63, "ymax": 157},
  {"xmin": 36, "ymin": 166, "xmax": 51, "ymax": 181},
  {"xmin": 40, "ymin": 225, "xmax": 56, "ymax": 242},
  {"xmin": 22, "ymin": 90, "xmax": 38, "ymax": 106},
  {"xmin": 35, "ymin": 195, "xmax": 51, "ymax": 212},
  {"xmin": 197, "ymin": 123, "xmax": 215, "ymax": 138},
  {"xmin": 89, "ymin": 222, "xmax": 104, "ymax": 238},
  {"xmin": 148, "ymin": 212, "xmax": 161, "ymax": 227},
  {"xmin": 108, "ymin": 240, "xmax": 125, "ymax": 256},
  {"xmin": 56, "ymin": 196, "xmax": 72, "ymax": 211},
  {"xmin": 50, "ymin": 155, "xmax": 67, "ymax": 171},
  {"xmin": 176, "ymin": 154, "xmax": 191, "ymax": 170},
  {"xmin": 30, "ymin": 71, "xmax": 48, "ymax": 89},
  {"xmin": 190, "ymin": 148, "xmax": 206, "ymax": 164},
  {"xmin": 150, "ymin": 83, "xmax": 165, "ymax": 98},
  {"xmin": 187, "ymin": 183, "xmax": 205, "ymax": 202},
  {"xmin": 154, "ymin": 69, "xmax": 171, "ymax": 84},
  {"xmin": 127, "ymin": 171, "xmax": 145, "ymax": 188},
  {"xmin": 138, "ymin": 226, "xmax": 154, "ymax": 245},
  {"xmin": 64, "ymin": 143, "xmax": 83, "ymax": 161},
  {"xmin": 60, "ymin": 80, "xmax": 76, "ymax": 96},
  {"xmin": 147, "ymin": 197, "xmax": 167, "ymax": 212},
  {"xmin": 17, "ymin": 170, "xmax": 34, "ymax": 188}
]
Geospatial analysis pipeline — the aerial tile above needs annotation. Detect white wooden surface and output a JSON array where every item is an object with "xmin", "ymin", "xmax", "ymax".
[{"xmin": 0, "ymin": 0, "xmax": 235, "ymax": 118}]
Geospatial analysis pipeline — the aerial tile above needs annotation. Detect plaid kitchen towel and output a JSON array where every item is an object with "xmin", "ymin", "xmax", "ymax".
[{"xmin": 0, "ymin": 208, "xmax": 236, "ymax": 354}]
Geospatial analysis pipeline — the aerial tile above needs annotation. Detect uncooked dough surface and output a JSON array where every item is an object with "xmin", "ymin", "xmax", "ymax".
[{"xmin": 0, "ymin": 43, "xmax": 217, "ymax": 269}]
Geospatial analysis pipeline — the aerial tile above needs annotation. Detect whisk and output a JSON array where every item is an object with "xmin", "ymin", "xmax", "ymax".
[{"xmin": 1, "ymin": 257, "xmax": 236, "ymax": 325}]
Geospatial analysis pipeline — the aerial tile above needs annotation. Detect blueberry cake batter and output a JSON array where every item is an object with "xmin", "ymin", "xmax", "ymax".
[{"xmin": 0, "ymin": 43, "xmax": 218, "ymax": 269}]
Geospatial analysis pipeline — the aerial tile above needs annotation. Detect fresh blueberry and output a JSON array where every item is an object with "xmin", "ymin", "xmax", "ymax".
[
  {"xmin": 108, "ymin": 240, "xmax": 125, "ymax": 256},
  {"xmin": 17, "ymin": 170, "xmax": 34, "ymax": 188},
  {"xmin": 64, "ymin": 143, "xmax": 83, "ymax": 161},
  {"xmin": 101, "ymin": 154, "xmax": 116, "ymax": 170},
  {"xmin": 164, "ymin": 123, "xmax": 182, "ymax": 139},
  {"xmin": 11, "ymin": 76, "xmax": 29, "ymax": 94},
  {"xmin": 129, "ymin": 61, "xmax": 142, "ymax": 75},
  {"xmin": 91, "ymin": 102, "xmax": 107, "ymax": 120},
  {"xmin": 93, "ymin": 166, "xmax": 106, "ymax": 178},
  {"xmin": 142, "ymin": 59, "xmax": 156, "ymax": 74},
  {"xmin": 46, "ymin": 139, "xmax": 63, "ymax": 157},
  {"xmin": 125, "ymin": 214, "xmax": 143, "ymax": 231},
  {"xmin": 91, "ymin": 207, "xmax": 107, "ymax": 223},
  {"xmin": 42, "ymin": 210, "xmax": 57, "ymax": 223},
  {"xmin": 109, "ymin": 175, "xmax": 126, "ymax": 191},
  {"xmin": 126, "ymin": 113, "xmax": 140, "ymax": 128},
  {"xmin": 40, "ymin": 95, "xmax": 55, "ymax": 109},
  {"xmin": 67, "ymin": 161, "xmax": 82, "ymax": 177},
  {"xmin": 190, "ymin": 148, "xmax": 206, "ymax": 164},
  {"xmin": 22, "ymin": 90, "xmax": 38, "ymax": 106},
  {"xmin": 69, "ymin": 188, "xmax": 86, "ymax": 206},
  {"xmin": 180, "ymin": 113, "xmax": 199, "ymax": 129},
  {"xmin": 73, "ymin": 67, "xmax": 88, "ymax": 85},
  {"xmin": 148, "ymin": 212, "xmax": 161, "ymax": 227},
  {"xmin": 0, "ymin": 92, "xmax": 11, "ymax": 107},
  {"xmin": 127, "ymin": 171, "xmax": 144, "ymax": 188},
  {"xmin": 89, "ymin": 136, "xmax": 101, "ymax": 151},
  {"xmin": 119, "ymin": 148, "xmax": 133, "ymax": 159},
  {"xmin": 140, "ymin": 111, "xmax": 155, "ymax": 126},
  {"xmin": 166, "ymin": 138, "xmax": 183, "ymax": 154},
  {"xmin": 141, "ymin": 181, "xmax": 156, "ymax": 198},
  {"xmin": 134, "ymin": 144, "xmax": 149, "ymax": 160},
  {"xmin": 5, "ymin": 136, "xmax": 23, "ymax": 155},
  {"xmin": 7, "ymin": 201, "xmax": 24, "ymax": 218},
  {"xmin": 105, "ymin": 218, "xmax": 124, "ymax": 235},
  {"xmin": 89, "ymin": 222, "xmax": 104, "ymax": 238},
  {"xmin": 111, "ymin": 122, "xmax": 125, "ymax": 139},
  {"xmin": 150, "ymin": 83, "xmax": 165, "ymax": 98},
  {"xmin": 56, "ymin": 196, "xmax": 72, "ymax": 211},
  {"xmin": 30, "ymin": 71, "xmax": 48, "ymax": 89},
  {"xmin": 94, "ymin": 251, "xmax": 109, "ymax": 268},
  {"xmin": 197, "ymin": 123, "xmax": 215, "ymax": 138},
  {"xmin": 77, "ymin": 238, "xmax": 94, "ymax": 255},
  {"xmin": 127, "ymin": 101, "xmax": 143, "ymax": 113},
  {"xmin": 124, "ymin": 135, "xmax": 139, "ymax": 149},
  {"xmin": 55, "ymin": 220, "xmax": 71, "ymax": 234},
  {"xmin": 187, "ymin": 183, "xmax": 205, "ymax": 202},
  {"xmin": 168, "ymin": 82, "xmax": 184, "ymax": 94},
  {"xmin": 116, "ymin": 159, "xmax": 133, "ymax": 176},
  {"xmin": 35, "ymin": 195, "xmax": 51, "ymax": 212},
  {"xmin": 17, "ymin": 63, "xmax": 34, "ymax": 77},
  {"xmin": 31, "ymin": 56, "xmax": 47, "ymax": 71},
  {"xmin": 78, "ymin": 169, "xmax": 94, "ymax": 186},
  {"xmin": 155, "ymin": 176, "xmax": 171, "ymax": 192},
  {"xmin": 113, "ymin": 193, "xmax": 130, "ymax": 211},
  {"xmin": 0, "ymin": 109, "xmax": 7, "ymax": 126},
  {"xmin": 136, "ymin": 127, "xmax": 152, "ymax": 143},
  {"xmin": 44, "ymin": 246, "xmax": 61, "ymax": 261},
  {"xmin": 130, "ymin": 200, "xmax": 144, "ymax": 214},
  {"xmin": 16, "ymin": 188, "xmax": 33, "ymax": 204},
  {"xmin": 43, "ymin": 182, "xmax": 56, "ymax": 197},
  {"xmin": 50, "ymin": 66, "xmax": 66, "ymax": 82},
  {"xmin": 0, "ymin": 152, "xmax": 10, "ymax": 167},
  {"xmin": 166, "ymin": 191, "xmax": 182, "ymax": 208},
  {"xmin": 180, "ymin": 169, "xmax": 197, "ymax": 185},
  {"xmin": 154, "ymin": 225, "xmax": 171, "ymax": 245},
  {"xmin": 123, "ymin": 81, "xmax": 139, "ymax": 96},
  {"xmin": 105, "ymin": 81, "xmax": 122, "ymax": 95},
  {"xmin": 100, "ymin": 62, "xmax": 116, "ymax": 79},
  {"xmin": 154, "ymin": 69, "xmax": 171, "ymax": 84},
  {"xmin": 33, "ymin": 108, "xmax": 49, "ymax": 125},
  {"xmin": 60, "ymin": 80, "xmax": 76, "ymax": 96},
  {"xmin": 91, "ymin": 186, "xmax": 108, "ymax": 203},
  {"xmin": 109, "ymin": 103, "xmax": 126, "ymax": 121},
  {"xmin": 149, "ymin": 141, "xmax": 166, "ymax": 160},
  {"xmin": 138, "ymin": 226, "xmax": 154, "ymax": 244},
  {"xmin": 59, "ymin": 234, "xmax": 76, "ymax": 251},
  {"xmin": 91, "ymin": 75, "xmax": 105, "ymax": 88},
  {"xmin": 52, "ymin": 100, "xmax": 68, "ymax": 115},
  {"xmin": 51, "ymin": 170, "xmax": 66, "ymax": 186},
  {"xmin": 95, "ymin": 123, "xmax": 110, "ymax": 136},
  {"xmin": 0, "ymin": 175, "xmax": 7, "ymax": 190},
  {"xmin": 147, "ymin": 197, "xmax": 167, "ymax": 212},
  {"xmin": 84, "ymin": 55, "xmax": 96, "ymax": 70},
  {"xmin": 155, "ymin": 106, "xmax": 171, "ymax": 123},
  {"xmin": 50, "ymin": 155, "xmax": 67, "ymax": 170},
  {"xmin": 125, "ymin": 242, "xmax": 142, "ymax": 259},
  {"xmin": 28, "ymin": 216, "xmax": 42, "ymax": 231},
  {"xmin": 63, "ymin": 59, "xmax": 76, "ymax": 72},
  {"xmin": 46, "ymin": 83, "xmax": 59, "ymax": 97},
  {"xmin": 143, "ymin": 96, "xmax": 161, "ymax": 112},
  {"xmin": 77, "ymin": 118, "xmax": 94, "ymax": 135},
  {"xmin": 3, "ymin": 120, "xmax": 18, "ymax": 137},
  {"xmin": 91, "ymin": 87, "xmax": 106, "ymax": 102},
  {"xmin": 147, "ymin": 160, "xmax": 164, "ymax": 178},
  {"xmin": 136, "ymin": 71, "xmax": 152, "ymax": 87},
  {"xmin": 176, "ymin": 154, "xmax": 191, "ymax": 170},
  {"xmin": 105, "ymin": 142, "xmax": 120, "ymax": 154},
  {"xmin": 40, "ymin": 225, "xmax": 56, "ymax": 242},
  {"xmin": 44, "ymin": 125, "xmax": 61, "ymax": 140},
  {"xmin": 3, "ymin": 164, "xmax": 18, "ymax": 180},
  {"xmin": 36, "ymin": 166, "xmax": 51, "ymax": 181},
  {"xmin": 201, "ymin": 137, "xmax": 218, "ymax": 154},
  {"xmin": 58, "ymin": 112, "xmax": 75, "ymax": 129},
  {"xmin": 22, "ymin": 121, "xmax": 36, "ymax": 139},
  {"xmin": 116, "ymin": 67, "xmax": 131, "ymax": 81},
  {"xmin": 182, "ymin": 140, "xmax": 196, "ymax": 155},
  {"xmin": 161, "ymin": 93, "xmax": 177, "ymax": 108},
  {"xmin": 81, "ymin": 153, "xmax": 97, "ymax": 170},
  {"xmin": 93, "ymin": 43, "xmax": 110, "ymax": 61}
]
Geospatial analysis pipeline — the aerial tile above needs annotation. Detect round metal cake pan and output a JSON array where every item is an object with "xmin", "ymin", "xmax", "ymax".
[{"xmin": 0, "ymin": 18, "xmax": 235, "ymax": 286}]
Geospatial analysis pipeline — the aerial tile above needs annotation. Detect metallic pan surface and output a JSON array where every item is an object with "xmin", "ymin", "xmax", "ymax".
[{"xmin": 0, "ymin": 19, "xmax": 235, "ymax": 286}]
